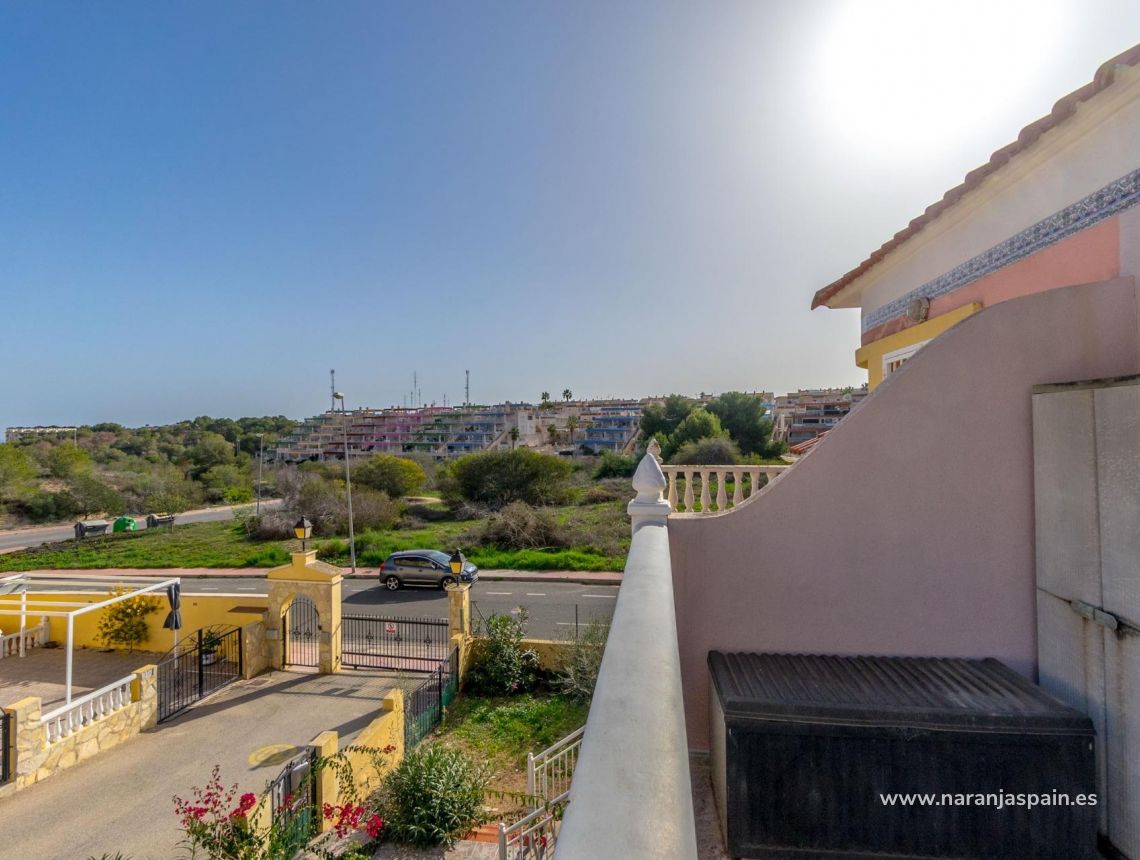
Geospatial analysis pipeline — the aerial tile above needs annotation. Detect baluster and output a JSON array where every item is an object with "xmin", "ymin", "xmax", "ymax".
[
  {"xmin": 683, "ymin": 470, "xmax": 694, "ymax": 510},
  {"xmin": 732, "ymin": 469, "xmax": 744, "ymax": 506},
  {"xmin": 666, "ymin": 470, "xmax": 677, "ymax": 509},
  {"xmin": 715, "ymin": 470, "xmax": 728, "ymax": 510},
  {"xmin": 699, "ymin": 470, "xmax": 711, "ymax": 511},
  {"xmin": 748, "ymin": 467, "xmax": 760, "ymax": 499}
]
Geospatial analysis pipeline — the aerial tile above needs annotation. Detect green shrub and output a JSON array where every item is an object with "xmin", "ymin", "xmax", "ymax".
[
  {"xmin": 438, "ymin": 449, "xmax": 572, "ymax": 510},
  {"xmin": 558, "ymin": 620, "xmax": 609, "ymax": 703},
  {"xmin": 317, "ymin": 539, "xmax": 348, "ymax": 561},
  {"xmin": 466, "ymin": 611, "xmax": 539, "ymax": 696},
  {"xmin": 353, "ymin": 454, "xmax": 426, "ymax": 498},
  {"xmin": 668, "ymin": 436, "xmax": 742, "ymax": 465},
  {"xmin": 580, "ymin": 479, "xmax": 627, "ymax": 505},
  {"xmin": 10, "ymin": 490, "xmax": 80, "ymax": 523},
  {"xmin": 378, "ymin": 746, "xmax": 488, "ymax": 847},
  {"xmin": 243, "ymin": 545, "xmax": 289, "ymax": 567},
  {"xmin": 593, "ymin": 450, "xmax": 637, "ymax": 479},
  {"xmin": 96, "ymin": 588, "xmax": 162, "ymax": 652}
]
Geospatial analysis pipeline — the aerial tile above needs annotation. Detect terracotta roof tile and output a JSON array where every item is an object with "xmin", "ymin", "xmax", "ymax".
[{"xmin": 811, "ymin": 42, "xmax": 1140, "ymax": 310}]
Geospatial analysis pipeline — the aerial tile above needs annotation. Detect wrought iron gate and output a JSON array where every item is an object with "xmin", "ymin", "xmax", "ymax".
[
  {"xmin": 283, "ymin": 595, "xmax": 320, "ymax": 668},
  {"xmin": 341, "ymin": 613, "xmax": 451, "ymax": 672},
  {"xmin": 156, "ymin": 626, "xmax": 243, "ymax": 723},
  {"xmin": 404, "ymin": 646, "xmax": 460, "ymax": 749},
  {"xmin": 267, "ymin": 746, "xmax": 317, "ymax": 854}
]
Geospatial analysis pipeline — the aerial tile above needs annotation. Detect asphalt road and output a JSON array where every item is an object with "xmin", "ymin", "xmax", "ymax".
[
  {"xmin": 185, "ymin": 578, "xmax": 619, "ymax": 639},
  {"xmin": 0, "ymin": 500, "xmax": 282, "ymax": 552}
]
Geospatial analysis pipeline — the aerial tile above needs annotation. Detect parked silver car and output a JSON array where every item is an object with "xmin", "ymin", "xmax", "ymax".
[{"xmin": 378, "ymin": 550, "xmax": 479, "ymax": 590}]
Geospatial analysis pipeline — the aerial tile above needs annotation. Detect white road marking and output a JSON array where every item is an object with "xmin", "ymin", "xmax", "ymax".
[
  {"xmin": 485, "ymin": 591, "xmax": 514, "ymax": 595},
  {"xmin": 525, "ymin": 592, "xmax": 546, "ymax": 597},
  {"xmin": 582, "ymin": 593, "xmax": 617, "ymax": 598}
]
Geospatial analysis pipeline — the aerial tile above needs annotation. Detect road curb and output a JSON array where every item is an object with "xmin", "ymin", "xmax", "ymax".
[{"xmin": 14, "ymin": 567, "xmax": 623, "ymax": 586}]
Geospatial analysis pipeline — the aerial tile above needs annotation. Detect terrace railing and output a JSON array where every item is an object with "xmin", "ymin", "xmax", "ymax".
[
  {"xmin": 660, "ymin": 464, "xmax": 789, "ymax": 513},
  {"xmin": 0, "ymin": 617, "xmax": 50, "ymax": 659},
  {"xmin": 41, "ymin": 674, "xmax": 134, "ymax": 745},
  {"xmin": 498, "ymin": 793, "xmax": 566, "ymax": 860},
  {"xmin": 555, "ymin": 454, "xmax": 698, "ymax": 859}
]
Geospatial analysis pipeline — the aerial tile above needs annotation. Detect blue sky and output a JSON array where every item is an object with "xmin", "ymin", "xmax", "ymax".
[{"xmin": 3, "ymin": 1, "xmax": 1139, "ymax": 428}]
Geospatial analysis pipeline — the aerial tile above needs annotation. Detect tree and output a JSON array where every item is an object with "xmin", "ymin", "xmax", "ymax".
[
  {"xmin": 508, "ymin": 426, "xmax": 520, "ymax": 450},
  {"xmin": 188, "ymin": 432, "xmax": 234, "ymax": 474},
  {"xmin": 706, "ymin": 391, "xmax": 777, "ymax": 457},
  {"xmin": 69, "ymin": 474, "xmax": 126, "ymax": 518},
  {"xmin": 46, "ymin": 444, "xmax": 94, "ymax": 479},
  {"xmin": 562, "ymin": 389, "xmax": 573, "ymax": 402},
  {"xmin": 200, "ymin": 464, "xmax": 253, "ymax": 504},
  {"xmin": 540, "ymin": 392, "xmax": 551, "ymax": 407},
  {"xmin": 0, "ymin": 444, "xmax": 36, "ymax": 499},
  {"xmin": 640, "ymin": 395, "xmax": 698, "ymax": 439},
  {"xmin": 663, "ymin": 408, "xmax": 726, "ymax": 460},
  {"xmin": 546, "ymin": 425, "xmax": 560, "ymax": 447},
  {"xmin": 353, "ymin": 454, "xmax": 427, "ymax": 498},
  {"xmin": 566, "ymin": 415, "xmax": 579, "ymax": 446},
  {"xmin": 96, "ymin": 588, "xmax": 162, "ymax": 652}
]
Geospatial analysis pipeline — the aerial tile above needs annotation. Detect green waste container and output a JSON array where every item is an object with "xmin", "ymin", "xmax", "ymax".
[{"xmin": 112, "ymin": 516, "xmax": 137, "ymax": 533}]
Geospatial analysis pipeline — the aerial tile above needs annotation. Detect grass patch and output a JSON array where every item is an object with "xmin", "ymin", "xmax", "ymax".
[
  {"xmin": 0, "ymin": 502, "xmax": 628, "ymax": 572},
  {"xmin": 0, "ymin": 520, "xmax": 291, "ymax": 571},
  {"xmin": 430, "ymin": 692, "xmax": 588, "ymax": 802}
]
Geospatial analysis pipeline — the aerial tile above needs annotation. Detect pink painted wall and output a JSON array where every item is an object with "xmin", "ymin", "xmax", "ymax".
[
  {"xmin": 861, "ymin": 218, "xmax": 1120, "ymax": 347},
  {"xmin": 670, "ymin": 278, "xmax": 1140, "ymax": 750}
]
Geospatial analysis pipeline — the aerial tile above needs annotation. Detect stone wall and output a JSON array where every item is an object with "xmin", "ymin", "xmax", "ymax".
[
  {"xmin": 0, "ymin": 664, "xmax": 157, "ymax": 799},
  {"xmin": 241, "ymin": 616, "xmax": 271, "ymax": 679}
]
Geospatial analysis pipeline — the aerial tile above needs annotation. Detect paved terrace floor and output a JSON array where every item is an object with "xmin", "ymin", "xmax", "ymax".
[
  {"xmin": 0, "ymin": 647, "xmax": 164, "ymax": 709},
  {"xmin": 0, "ymin": 667, "xmax": 410, "ymax": 860}
]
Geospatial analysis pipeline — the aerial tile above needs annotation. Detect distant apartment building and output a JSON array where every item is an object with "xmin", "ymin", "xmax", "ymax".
[
  {"xmin": 271, "ymin": 399, "xmax": 647, "ymax": 462},
  {"xmin": 5, "ymin": 426, "xmax": 78, "ymax": 443},
  {"xmin": 772, "ymin": 387, "xmax": 868, "ymax": 447}
]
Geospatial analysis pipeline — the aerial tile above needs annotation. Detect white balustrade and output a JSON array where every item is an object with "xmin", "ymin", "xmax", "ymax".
[
  {"xmin": 659, "ymin": 465, "xmax": 789, "ymax": 513},
  {"xmin": 41, "ymin": 675, "xmax": 135, "ymax": 745},
  {"xmin": 0, "ymin": 617, "xmax": 50, "ymax": 659},
  {"xmin": 498, "ymin": 793, "xmax": 565, "ymax": 860},
  {"xmin": 527, "ymin": 725, "xmax": 584, "ymax": 806}
]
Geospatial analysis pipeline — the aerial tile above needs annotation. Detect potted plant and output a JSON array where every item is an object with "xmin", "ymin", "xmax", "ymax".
[{"xmin": 201, "ymin": 631, "xmax": 224, "ymax": 665}]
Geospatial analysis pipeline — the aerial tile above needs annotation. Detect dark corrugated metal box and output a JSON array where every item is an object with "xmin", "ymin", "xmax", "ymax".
[{"xmin": 708, "ymin": 652, "xmax": 1097, "ymax": 859}]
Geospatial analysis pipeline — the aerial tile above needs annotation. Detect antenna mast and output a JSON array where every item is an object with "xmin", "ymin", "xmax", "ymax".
[
  {"xmin": 330, "ymin": 369, "xmax": 336, "ymax": 412},
  {"xmin": 465, "ymin": 370, "xmax": 470, "ymax": 407}
]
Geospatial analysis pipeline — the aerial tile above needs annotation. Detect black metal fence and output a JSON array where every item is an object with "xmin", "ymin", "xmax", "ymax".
[
  {"xmin": 156, "ymin": 626, "xmax": 243, "ymax": 723},
  {"xmin": 404, "ymin": 646, "xmax": 460, "ymax": 750},
  {"xmin": 267, "ymin": 747, "xmax": 317, "ymax": 854},
  {"xmin": 283, "ymin": 595, "xmax": 320, "ymax": 668},
  {"xmin": 1, "ymin": 711, "xmax": 10, "ymax": 784},
  {"xmin": 342, "ymin": 613, "xmax": 450, "ymax": 672}
]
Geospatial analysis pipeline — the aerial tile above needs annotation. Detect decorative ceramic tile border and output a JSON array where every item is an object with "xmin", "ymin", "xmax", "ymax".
[{"xmin": 863, "ymin": 167, "xmax": 1140, "ymax": 332}]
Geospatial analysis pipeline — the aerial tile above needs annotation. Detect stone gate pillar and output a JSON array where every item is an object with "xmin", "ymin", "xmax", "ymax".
[{"xmin": 266, "ymin": 551, "xmax": 342, "ymax": 674}]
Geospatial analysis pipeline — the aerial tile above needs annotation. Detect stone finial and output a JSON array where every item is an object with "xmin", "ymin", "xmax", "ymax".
[
  {"xmin": 628, "ymin": 453, "xmax": 671, "ymax": 534},
  {"xmin": 646, "ymin": 437, "xmax": 662, "ymax": 462}
]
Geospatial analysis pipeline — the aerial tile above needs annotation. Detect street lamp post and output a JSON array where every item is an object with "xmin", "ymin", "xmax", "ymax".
[
  {"xmin": 333, "ymin": 392, "xmax": 357, "ymax": 574},
  {"xmin": 256, "ymin": 433, "xmax": 264, "ymax": 516}
]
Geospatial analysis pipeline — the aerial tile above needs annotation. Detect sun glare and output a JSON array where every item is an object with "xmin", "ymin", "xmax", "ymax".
[{"xmin": 813, "ymin": 0, "xmax": 1069, "ymax": 160}]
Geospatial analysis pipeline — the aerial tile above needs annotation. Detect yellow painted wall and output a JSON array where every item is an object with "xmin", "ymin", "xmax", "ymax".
[
  {"xmin": 0, "ymin": 591, "xmax": 268, "ymax": 653},
  {"xmin": 856, "ymin": 303, "xmax": 982, "ymax": 389}
]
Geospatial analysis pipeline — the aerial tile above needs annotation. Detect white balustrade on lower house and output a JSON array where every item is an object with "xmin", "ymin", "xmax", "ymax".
[
  {"xmin": 498, "ymin": 793, "xmax": 565, "ymax": 860},
  {"xmin": 660, "ymin": 464, "xmax": 789, "ymax": 513},
  {"xmin": 527, "ymin": 725, "xmax": 583, "ymax": 807},
  {"xmin": 0, "ymin": 617, "xmax": 51, "ymax": 659},
  {"xmin": 41, "ymin": 674, "xmax": 135, "ymax": 745}
]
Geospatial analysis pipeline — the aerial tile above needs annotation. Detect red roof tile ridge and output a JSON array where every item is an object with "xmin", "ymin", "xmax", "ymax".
[{"xmin": 811, "ymin": 42, "xmax": 1140, "ymax": 310}]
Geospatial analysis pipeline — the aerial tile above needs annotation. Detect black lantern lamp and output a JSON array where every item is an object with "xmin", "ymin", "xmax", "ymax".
[
  {"xmin": 449, "ymin": 548, "xmax": 464, "ymax": 576},
  {"xmin": 294, "ymin": 516, "xmax": 313, "ymax": 550}
]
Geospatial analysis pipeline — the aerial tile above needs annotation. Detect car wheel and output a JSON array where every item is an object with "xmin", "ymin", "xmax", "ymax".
[
  {"xmin": 440, "ymin": 575, "xmax": 457, "ymax": 590},
  {"xmin": 384, "ymin": 575, "xmax": 401, "ymax": 591}
]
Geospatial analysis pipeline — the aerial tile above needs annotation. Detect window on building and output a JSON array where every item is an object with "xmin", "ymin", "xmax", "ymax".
[{"xmin": 881, "ymin": 340, "xmax": 930, "ymax": 378}]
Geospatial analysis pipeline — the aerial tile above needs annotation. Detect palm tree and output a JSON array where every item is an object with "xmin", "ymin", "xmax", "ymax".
[
  {"xmin": 562, "ymin": 388, "xmax": 573, "ymax": 402},
  {"xmin": 547, "ymin": 424, "xmax": 560, "ymax": 446},
  {"xmin": 540, "ymin": 391, "xmax": 551, "ymax": 406},
  {"xmin": 509, "ymin": 426, "xmax": 520, "ymax": 450},
  {"xmin": 566, "ymin": 415, "xmax": 579, "ymax": 446}
]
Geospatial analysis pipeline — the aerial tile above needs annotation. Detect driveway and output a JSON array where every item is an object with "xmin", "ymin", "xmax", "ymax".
[{"xmin": 0, "ymin": 667, "xmax": 408, "ymax": 859}]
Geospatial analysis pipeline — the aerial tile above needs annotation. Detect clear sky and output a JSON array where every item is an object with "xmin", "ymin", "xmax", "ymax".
[{"xmin": 3, "ymin": 1, "xmax": 1139, "ymax": 428}]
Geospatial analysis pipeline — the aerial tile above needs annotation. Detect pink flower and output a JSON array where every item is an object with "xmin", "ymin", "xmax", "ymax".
[{"xmin": 366, "ymin": 814, "xmax": 384, "ymax": 838}]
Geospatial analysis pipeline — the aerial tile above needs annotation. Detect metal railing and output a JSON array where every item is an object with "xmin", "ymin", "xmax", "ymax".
[
  {"xmin": 498, "ymin": 793, "xmax": 566, "ymax": 860},
  {"xmin": 527, "ymin": 726, "xmax": 584, "ymax": 806},
  {"xmin": 267, "ymin": 747, "xmax": 317, "ymax": 855},
  {"xmin": 0, "ymin": 617, "xmax": 50, "ymax": 659},
  {"xmin": 403, "ymin": 646, "xmax": 460, "ymax": 749},
  {"xmin": 41, "ymin": 674, "xmax": 135, "ymax": 745},
  {"xmin": 342, "ymin": 613, "xmax": 450, "ymax": 672},
  {"xmin": 156, "ymin": 626, "xmax": 243, "ymax": 722},
  {"xmin": 1, "ymin": 711, "xmax": 10, "ymax": 784}
]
